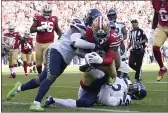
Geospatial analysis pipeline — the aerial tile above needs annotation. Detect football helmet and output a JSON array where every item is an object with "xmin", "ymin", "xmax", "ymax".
[
  {"xmin": 91, "ymin": 16, "xmax": 111, "ymax": 45},
  {"xmin": 84, "ymin": 8, "xmax": 102, "ymax": 26},
  {"xmin": 42, "ymin": 4, "xmax": 52, "ymax": 19},
  {"xmin": 128, "ymin": 81, "xmax": 147, "ymax": 100},
  {"xmin": 107, "ymin": 9, "xmax": 117, "ymax": 23},
  {"xmin": 24, "ymin": 30, "xmax": 30, "ymax": 39},
  {"xmin": 8, "ymin": 25, "xmax": 15, "ymax": 34}
]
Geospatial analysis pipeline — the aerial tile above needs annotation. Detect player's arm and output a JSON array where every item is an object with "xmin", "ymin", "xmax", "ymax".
[
  {"xmin": 54, "ymin": 18, "xmax": 62, "ymax": 37},
  {"xmin": 30, "ymin": 19, "xmax": 38, "ymax": 33},
  {"xmin": 70, "ymin": 26, "xmax": 96, "ymax": 50},
  {"xmin": 121, "ymin": 26, "xmax": 127, "ymax": 40},
  {"xmin": 152, "ymin": 8, "xmax": 158, "ymax": 30}
]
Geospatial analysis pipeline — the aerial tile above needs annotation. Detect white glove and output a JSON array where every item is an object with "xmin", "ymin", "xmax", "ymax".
[
  {"xmin": 85, "ymin": 52, "xmax": 103, "ymax": 65},
  {"xmin": 37, "ymin": 24, "xmax": 49, "ymax": 31},
  {"xmin": 27, "ymin": 43, "xmax": 32, "ymax": 49},
  {"xmin": 149, "ymin": 29, "xmax": 155, "ymax": 45}
]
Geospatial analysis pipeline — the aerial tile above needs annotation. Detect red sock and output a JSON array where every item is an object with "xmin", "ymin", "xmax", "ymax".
[
  {"xmin": 153, "ymin": 46, "xmax": 164, "ymax": 68},
  {"xmin": 23, "ymin": 61, "xmax": 27, "ymax": 74}
]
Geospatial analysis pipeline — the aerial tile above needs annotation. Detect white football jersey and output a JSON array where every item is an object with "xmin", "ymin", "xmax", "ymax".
[
  {"xmin": 118, "ymin": 47, "xmax": 129, "ymax": 74},
  {"xmin": 98, "ymin": 77, "xmax": 132, "ymax": 106},
  {"xmin": 114, "ymin": 20, "xmax": 126, "ymax": 40},
  {"xmin": 49, "ymin": 19, "xmax": 87, "ymax": 64}
]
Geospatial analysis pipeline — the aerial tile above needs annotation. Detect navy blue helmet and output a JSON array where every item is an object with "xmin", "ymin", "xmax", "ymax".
[
  {"xmin": 84, "ymin": 8, "xmax": 102, "ymax": 26},
  {"xmin": 107, "ymin": 9, "xmax": 117, "ymax": 23},
  {"xmin": 128, "ymin": 81, "xmax": 147, "ymax": 100}
]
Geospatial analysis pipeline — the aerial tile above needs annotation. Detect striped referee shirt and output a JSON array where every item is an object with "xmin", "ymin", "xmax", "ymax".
[{"xmin": 129, "ymin": 28, "xmax": 147, "ymax": 50}]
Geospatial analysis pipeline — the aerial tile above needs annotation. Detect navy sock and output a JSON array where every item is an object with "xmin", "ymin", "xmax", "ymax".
[
  {"xmin": 21, "ymin": 79, "xmax": 39, "ymax": 91},
  {"xmin": 34, "ymin": 78, "xmax": 54, "ymax": 102},
  {"xmin": 21, "ymin": 67, "xmax": 47, "ymax": 91}
]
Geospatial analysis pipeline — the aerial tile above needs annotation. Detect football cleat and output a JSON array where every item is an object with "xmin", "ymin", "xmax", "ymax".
[
  {"xmin": 157, "ymin": 67, "xmax": 167, "ymax": 81},
  {"xmin": 44, "ymin": 96, "xmax": 55, "ymax": 108},
  {"xmin": 29, "ymin": 103, "xmax": 44, "ymax": 112},
  {"xmin": 6, "ymin": 82, "xmax": 22, "ymax": 100}
]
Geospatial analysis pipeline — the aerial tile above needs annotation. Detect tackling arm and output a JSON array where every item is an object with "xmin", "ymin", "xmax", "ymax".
[{"xmin": 70, "ymin": 26, "xmax": 96, "ymax": 50}]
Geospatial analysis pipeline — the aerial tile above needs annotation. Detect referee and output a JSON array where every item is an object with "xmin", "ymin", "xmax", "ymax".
[{"xmin": 127, "ymin": 19, "xmax": 148, "ymax": 81}]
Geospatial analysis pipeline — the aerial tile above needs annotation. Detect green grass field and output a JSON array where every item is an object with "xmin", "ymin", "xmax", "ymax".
[{"xmin": 1, "ymin": 65, "xmax": 168, "ymax": 112}]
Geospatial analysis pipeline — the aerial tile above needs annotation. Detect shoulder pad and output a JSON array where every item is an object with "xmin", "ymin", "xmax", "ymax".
[
  {"xmin": 109, "ymin": 32, "xmax": 121, "ymax": 47},
  {"xmin": 70, "ymin": 19, "xmax": 86, "ymax": 32}
]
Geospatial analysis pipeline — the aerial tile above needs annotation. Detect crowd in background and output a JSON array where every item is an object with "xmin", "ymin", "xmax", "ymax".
[{"xmin": 2, "ymin": 1, "xmax": 168, "ymax": 65}]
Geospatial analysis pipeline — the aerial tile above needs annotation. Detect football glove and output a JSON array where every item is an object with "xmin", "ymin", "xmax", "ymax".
[{"xmin": 85, "ymin": 52, "xmax": 103, "ymax": 65}]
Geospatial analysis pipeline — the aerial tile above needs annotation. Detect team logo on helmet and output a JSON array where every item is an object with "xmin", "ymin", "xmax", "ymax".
[{"xmin": 91, "ymin": 16, "xmax": 110, "ymax": 45}]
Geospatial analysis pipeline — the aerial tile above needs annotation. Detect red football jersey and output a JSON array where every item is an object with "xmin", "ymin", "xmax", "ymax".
[
  {"xmin": 19, "ymin": 38, "xmax": 33, "ymax": 54},
  {"xmin": 152, "ymin": 0, "xmax": 168, "ymax": 26},
  {"xmin": 85, "ymin": 28, "xmax": 121, "ymax": 52},
  {"xmin": 34, "ymin": 15, "xmax": 58, "ymax": 43},
  {"xmin": 4, "ymin": 32, "xmax": 20, "ymax": 49}
]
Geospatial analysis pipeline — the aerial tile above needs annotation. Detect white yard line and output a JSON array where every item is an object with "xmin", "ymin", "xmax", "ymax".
[
  {"xmin": 2, "ymin": 84, "xmax": 167, "ymax": 92},
  {"xmin": 2, "ymin": 102, "xmax": 139, "ymax": 112}
]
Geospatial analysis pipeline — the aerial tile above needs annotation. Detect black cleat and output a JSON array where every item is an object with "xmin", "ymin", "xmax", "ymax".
[{"xmin": 44, "ymin": 96, "xmax": 55, "ymax": 108}]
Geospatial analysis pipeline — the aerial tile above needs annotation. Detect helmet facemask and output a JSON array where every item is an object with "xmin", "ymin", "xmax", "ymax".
[{"xmin": 42, "ymin": 4, "xmax": 52, "ymax": 19}]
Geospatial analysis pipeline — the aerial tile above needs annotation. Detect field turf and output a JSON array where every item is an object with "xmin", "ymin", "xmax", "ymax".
[{"xmin": 1, "ymin": 64, "xmax": 168, "ymax": 112}]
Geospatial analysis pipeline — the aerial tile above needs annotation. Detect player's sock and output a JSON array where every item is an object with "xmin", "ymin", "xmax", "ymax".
[
  {"xmin": 20, "ymin": 67, "xmax": 48, "ymax": 91},
  {"xmin": 12, "ymin": 64, "xmax": 17, "ymax": 74},
  {"xmin": 153, "ymin": 46, "xmax": 164, "ymax": 68},
  {"xmin": 9, "ymin": 65, "xmax": 13, "ymax": 74},
  {"xmin": 53, "ymin": 98, "xmax": 77, "ymax": 108},
  {"xmin": 34, "ymin": 78, "xmax": 54, "ymax": 102},
  {"xmin": 23, "ymin": 61, "xmax": 27, "ymax": 74},
  {"xmin": 20, "ymin": 79, "xmax": 39, "ymax": 91},
  {"xmin": 36, "ymin": 65, "xmax": 42, "ymax": 74}
]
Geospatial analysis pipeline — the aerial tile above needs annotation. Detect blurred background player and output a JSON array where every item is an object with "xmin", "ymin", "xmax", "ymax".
[
  {"xmin": 19, "ymin": 30, "xmax": 33, "ymax": 77},
  {"xmin": 151, "ymin": 0, "xmax": 168, "ymax": 81},
  {"xmin": 30, "ymin": 4, "xmax": 62, "ymax": 75},
  {"xmin": 3, "ymin": 25, "xmax": 22, "ymax": 78},
  {"xmin": 107, "ymin": 9, "xmax": 127, "ymax": 54}
]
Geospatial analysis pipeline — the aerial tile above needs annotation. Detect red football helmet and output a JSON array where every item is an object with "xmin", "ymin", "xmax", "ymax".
[
  {"xmin": 91, "ymin": 16, "xmax": 111, "ymax": 45},
  {"xmin": 42, "ymin": 4, "xmax": 52, "ymax": 19}
]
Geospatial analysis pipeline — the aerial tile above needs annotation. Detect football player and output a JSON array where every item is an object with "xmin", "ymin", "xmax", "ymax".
[
  {"xmin": 107, "ymin": 9, "xmax": 127, "ymax": 54},
  {"xmin": 43, "ymin": 16, "xmax": 122, "ymax": 108},
  {"xmin": 30, "ymin": 4, "xmax": 62, "ymax": 75},
  {"xmin": 19, "ymin": 30, "xmax": 33, "ymax": 77},
  {"xmin": 3, "ymin": 25, "xmax": 22, "ymax": 78},
  {"xmin": 151, "ymin": 0, "xmax": 168, "ymax": 81},
  {"xmin": 6, "ymin": 8, "xmax": 102, "ymax": 111}
]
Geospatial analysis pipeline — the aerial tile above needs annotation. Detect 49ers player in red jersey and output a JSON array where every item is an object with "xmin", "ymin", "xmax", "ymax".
[
  {"xmin": 19, "ymin": 30, "xmax": 33, "ymax": 77},
  {"xmin": 151, "ymin": 0, "xmax": 168, "ymax": 81},
  {"xmin": 30, "ymin": 4, "xmax": 62, "ymax": 75},
  {"xmin": 78, "ymin": 16, "xmax": 121, "ymax": 87},
  {"xmin": 3, "ymin": 25, "xmax": 22, "ymax": 78}
]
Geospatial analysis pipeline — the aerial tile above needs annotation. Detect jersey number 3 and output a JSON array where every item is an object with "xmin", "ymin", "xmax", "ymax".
[
  {"xmin": 159, "ymin": 9, "xmax": 168, "ymax": 21},
  {"xmin": 41, "ymin": 22, "xmax": 54, "ymax": 32}
]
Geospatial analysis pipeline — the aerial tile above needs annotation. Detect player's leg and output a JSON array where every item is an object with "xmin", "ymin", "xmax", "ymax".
[
  {"xmin": 26, "ymin": 53, "xmax": 32, "ymax": 76},
  {"xmin": 42, "ymin": 42, "xmax": 53, "ymax": 66},
  {"xmin": 153, "ymin": 27, "xmax": 167, "ymax": 81},
  {"xmin": 11, "ymin": 49, "xmax": 18, "ymax": 77},
  {"xmin": 32, "ymin": 51, "xmax": 37, "ymax": 73},
  {"xmin": 8, "ymin": 53, "xmax": 13, "ymax": 78},
  {"xmin": 6, "ymin": 66, "xmax": 48, "ymax": 100},
  {"xmin": 35, "ymin": 42, "xmax": 43, "ymax": 75},
  {"xmin": 30, "ymin": 48, "xmax": 67, "ymax": 111},
  {"xmin": 21, "ymin": 53, "xmax": 28, "ymax": 77}
]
